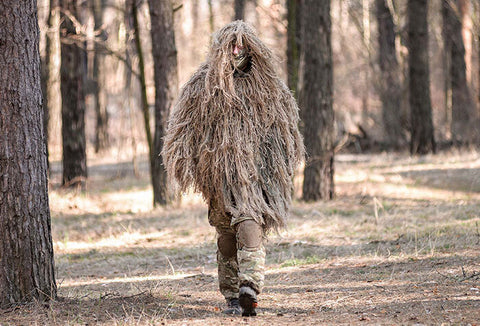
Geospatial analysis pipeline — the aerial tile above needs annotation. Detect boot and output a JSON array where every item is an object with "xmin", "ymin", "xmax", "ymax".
[
  {"xmin": 222, "ymin": 298, "xmax": 242, "ymax": 315},
  {"xmin": 239, "ymin": 285, "xmax": 258, "ymax": 316}
]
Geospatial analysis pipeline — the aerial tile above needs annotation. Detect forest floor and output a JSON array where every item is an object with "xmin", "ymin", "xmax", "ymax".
[{"xmin": 1, "ymin": 150, "xmax": 480, "ymax": 325}]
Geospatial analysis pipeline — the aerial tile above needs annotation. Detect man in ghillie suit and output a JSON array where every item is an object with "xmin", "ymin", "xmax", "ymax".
[{"xmin": 162, "ymin": 21, "xmax": 304, "ymax": 316}]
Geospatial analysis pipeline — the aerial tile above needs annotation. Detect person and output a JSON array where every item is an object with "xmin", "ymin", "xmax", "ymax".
[{"xmin": 162, "ymin": 20, "xmax": 304, "ymax": 316}]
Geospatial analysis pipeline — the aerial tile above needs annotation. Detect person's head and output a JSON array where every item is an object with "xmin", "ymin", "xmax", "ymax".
[{"xmin": 205, "ymin": 21, "xmax": 276, "ymax": 99}]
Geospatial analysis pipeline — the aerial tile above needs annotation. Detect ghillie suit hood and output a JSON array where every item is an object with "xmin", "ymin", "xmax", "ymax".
[{"xmin": 162, "ymin": 21, "xmax": 304, "ymax": 233}]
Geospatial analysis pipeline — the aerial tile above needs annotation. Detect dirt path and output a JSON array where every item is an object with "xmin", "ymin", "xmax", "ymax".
[{"xmin": 2, "ymin": 151, "xmax": 480, "ymax": 325}]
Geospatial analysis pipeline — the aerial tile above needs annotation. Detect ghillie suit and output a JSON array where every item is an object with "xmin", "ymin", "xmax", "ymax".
[{"xmin": 162, "ymin": 21, "xmax": 304, "ymax": 316}]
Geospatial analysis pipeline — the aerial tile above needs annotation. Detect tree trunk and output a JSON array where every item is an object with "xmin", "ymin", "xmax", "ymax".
[
  {"xmin": 123, "ymin": 0, "xmax": 139, "ymax": 176},
  {"xmin": 442, "ymin": 0, "xmax": 453, "ymax": 139},
  {"xmin": 93, "ymin": 0, "xmax": 109, "ymax": 153},
  {"xmin": 148, "ymin": 0, "xmax": 178, "ymax": 206},
  {"xmin": 361, "ymin": 0, "xmax": 371, "ymax": 120},
  {"xmin": 286, "ymin": 0, "xmax": 302, "ymax": 97},
  {"xmin": 234, "ymin": 0, "xmax": 246, "ymax": 21},
  {"xmin": 459, "ymin": 0, "xmax": 472, "ymax": 84},
  {"xmin": 375, "ymin": 0, "xmax": 405, "ymax": 148},
  {"xmin": 407, "ymin": 0, "xmax": 436, "ymax": 154},
  {"xmin": 132, "ymin": 0, "xmax": 153, "ymax": 158},
  {"xmin": 44, "ymin": 0, "xmax": 62, "ymax": 163},
  {"xmin": 299, "ymin": 0, "xmax": 334, "ymax": 201},
  {"xmin": 445, "ymin": 0, "xmax": 475, "ymax": 143},
  {"xmin": 0, "ymin": 0, "xmax": 57, "ymax": 307},
  {"xmin": 60, "ymin": 0, "xmax": 87, "ymax": 188},
  {"xmin": 208, "ymin": 0, "xmax": 215, "ymax": 40}
]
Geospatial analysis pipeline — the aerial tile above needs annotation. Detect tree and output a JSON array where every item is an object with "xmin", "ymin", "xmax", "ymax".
[
  {"xmin": 234, "ymin": 0, "xmax": 246, "ymax": 20},
  {"xmin": 60, "ymin": 0, "xmax": 88, "ymax": 188},
  {"xmin": 286, "ymin": 0, "xmax": 302, "ymax": 97},
  {"xmin": 208, "ymin": 0, "xmax": 215, "ymax": 38},
  {"xmin": 459, "ymin": 0, "xmax": 472, "ymax": 84},
  {"xmin": 43, "ymin": 0, "xmax": 62, "ymax": 166},
  {"xmin": 93, "ymin": 0, "xmax": 109, "ymax": 152},
  {"xmin": 361, "ymin": 0, "xmax": 371, "ymax": 119},
  {"xmin": 148, "ymin": 0, "xmax": 178, "ymax": 206},
  {"xmin": 375, "ymin": 0, "xmax": 405, "ymax": 148},
  {"xmin": 443, "ymin": 0, "xmax": 475, "ymax": 143},
  {"xmin": 0, "ymin": 0, "xmax": 57, "ymax": 306},
  {"xmin": 299, "ymin": 0, "xmax": 334, "ymax": 201},
  {"xmin": 442, "ymin": 0, "xmax": 453, "ymax": 136},
  {"xmin": 407, "ymin": 0, "xmax": 436, "ymax": 154}
]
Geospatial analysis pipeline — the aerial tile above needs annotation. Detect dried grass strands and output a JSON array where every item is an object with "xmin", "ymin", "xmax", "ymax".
[{"xmin": 163, "ymin": 21, "xmax": 304, "ymax": 233}]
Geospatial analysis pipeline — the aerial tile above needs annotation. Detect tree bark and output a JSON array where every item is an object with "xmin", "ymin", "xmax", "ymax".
[
  {"xmin": 132, "ymin": 0, "xmax": 153, "ymax": 158},
  {"xmin": 442, "ymin": 0, "xmax": 453, "ymax": 138},
  {"xmin": 407, "ymin": 0, "xmax": 436, "ymax": 154},
  {"xmin": 299, "ymin": 0, "xmax": 334, "ymax": 201},
  {"xmin": 286, "ymin": 0, "xmax": 302, "ymax": 97},
  {"xmin": 44, "ymin": 0, "xmax": 62, "ymax": 163},
  {"xmin": 375, "ymin": 0, "xmax": 405, "ymax": 148},
  {"xmin": 0, "ymin": 0, "xmax": 57, "ymax": 307},
  {"xmin": 208, "ymin": 0, "xmax": 215, "ymax": 40},
  {"xmin": 445, "ymin": 0, "xmax": 475, "ymax": 143},
  {"xmin": 60, "ymin": 0, "xmax": 87, "ymax": 188},
  {"xmin": 459, "ymin": 0, "xmax": 472, "ymax": 84},
  {"xmin": 93, "ymin": 0, "xmax": 109, "ymax": 153},
  {"xmin": 361, "ymin": 0, "xmax": 371, "ymax": 120},
  {"xmin": 234, "ymin": 0, "xmax": 246, "ymax": 21},
  {"xmin": 148, "ymin": 0, "xmax": 178, "ymax": 206}
]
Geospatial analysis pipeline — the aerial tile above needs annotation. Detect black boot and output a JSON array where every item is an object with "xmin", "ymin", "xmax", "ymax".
[
  {"xmin": 222, "ymin": 298, "xmax": 242, "ymax": 315},
  {"xmin": 239, "ymin": 286, "xmax": 258, "ymax": 316}
]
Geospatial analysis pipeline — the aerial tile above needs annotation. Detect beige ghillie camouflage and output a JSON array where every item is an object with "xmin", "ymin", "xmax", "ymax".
[
  {"xmin": 162, "ymin": 20, "xmax": 304, "ymax": 308},
  {"xmin": 162, "ymin": 20, "xmax": 305, "ymax": 234}
]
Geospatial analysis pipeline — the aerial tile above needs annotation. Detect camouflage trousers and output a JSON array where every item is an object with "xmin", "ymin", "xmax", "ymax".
[{"xmin": 208, "ymin": 200, "xmax": 266, "ymax": 299}]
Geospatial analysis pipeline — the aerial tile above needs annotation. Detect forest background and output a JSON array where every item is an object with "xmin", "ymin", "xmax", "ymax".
[{"xmin": 1, "ymin": 0, "xmax": 480, "ymax": 324}]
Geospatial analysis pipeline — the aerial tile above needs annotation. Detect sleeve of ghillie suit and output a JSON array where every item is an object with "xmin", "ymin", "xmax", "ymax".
[
  {"xmin": 162, "ymin": 65, "xmax": 207, "ymax": 192},
  {"xmin": 257, "ymin": 80, "xmax": 305, "ymax": 232},
  {"xmin": 278, "ymin": 81, "xmax": 305, "ymax": 178}
]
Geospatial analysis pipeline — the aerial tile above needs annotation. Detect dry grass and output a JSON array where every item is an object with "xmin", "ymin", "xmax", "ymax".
[{"xmin": 1, "ymin": 150, "xmax": 480, "ymax": 325}]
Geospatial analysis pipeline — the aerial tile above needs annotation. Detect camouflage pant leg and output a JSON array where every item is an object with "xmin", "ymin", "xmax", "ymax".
[
  {"xmin": 209, "ymin": 199, "xmax": 266, "ymax": 298},
  {"xmin": 216, "ymin": 226, "xmax": 240, "ymax": 299},
  {"xmin": 236, "ymin": 219, "xmax": 265, "ymax": 294},
  {"xmin": 216, "ymin": 224, "xmax": 265, "ymax": 297},
  {"xmin": 237, "ymin": 245, "xmax": 265, "ymax": 293}
]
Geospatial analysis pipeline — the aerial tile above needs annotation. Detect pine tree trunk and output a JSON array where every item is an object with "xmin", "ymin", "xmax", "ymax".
[
  {"xmin": 44, "ymin": 0, "xmax": 62, "ymax": 161},
  {"xmin": 148, "ymin": 0, "xmax": 178, "ymax": 206},
  {"xmin": 0, "ymin": 0, "xmax": 57, "ymax": 307},
  {"xmin": 208, "ymin": 0, "xmax": 215, "ymax": 39},
  {"xmin": 447, "ymin": 0, "xmax": 475, "ymax": 143},
  {"xmin": 93, "ymin": 0, "xmax": 109, "ymax": 153},
  {"xmin": 375, "ymin": 0, "xmax": 405, "ymax": 148},
  {"xmin": 442, "ymin": 1, "xmax": 453, "ymax": 139},
  {"xmin": 234, "ymin": 0, "xmax": 246, "ymax": 21},
  {"xmin": 408, "ymin": 0, "xmax": 436, "ymax": 154},
  {"xmin": 132, "ymin": 0, "xmax": 153, "ymax": 159},
  {"xmin": 361, "ymin": 0, "xmax": 370, "ymax": 121},
  {"xmin": 299, "ymin": 0, "xmax": 334, "ymax": 201},
  {"xmin": 286, "ymin": 0, "xmax": 302, "ymax": 97},
  {"xmin": 60, "ymin": 0, "xmax": 87, "ymax": 188},
  {"xmin": 459, "ymin": 0, "xmax": 472, "ymax": 84}
]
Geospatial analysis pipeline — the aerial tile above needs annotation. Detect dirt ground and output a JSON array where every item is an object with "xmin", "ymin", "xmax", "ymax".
[{"xmin": 1, "ymin": 150, "xmax": 480, "ymax": 325}]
